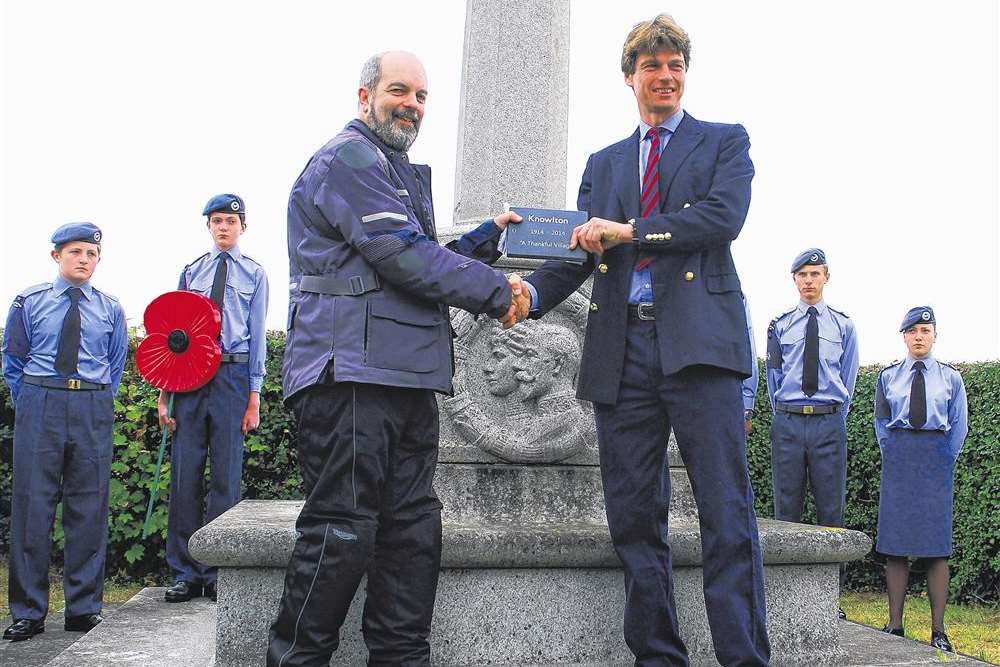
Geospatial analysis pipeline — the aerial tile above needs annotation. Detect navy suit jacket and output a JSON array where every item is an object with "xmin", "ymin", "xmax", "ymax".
[{"xmin": 527, "ymin": 112, "xmax": 754, "ymax": 405}]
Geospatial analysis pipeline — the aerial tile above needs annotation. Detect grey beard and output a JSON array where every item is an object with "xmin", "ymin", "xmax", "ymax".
[{"xmin": 368, "ymin": 107, "xmax": 419, "ymax": 151}]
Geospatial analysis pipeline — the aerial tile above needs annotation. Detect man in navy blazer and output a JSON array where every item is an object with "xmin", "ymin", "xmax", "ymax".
[{"xmin": 518, "ymin": 14, "xmax": 771, "ymax": 667}]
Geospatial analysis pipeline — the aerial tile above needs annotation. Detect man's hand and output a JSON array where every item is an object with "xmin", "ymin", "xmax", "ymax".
[
  {"xmin": 242, "ymin": 392, "xmax": 261, "ymax": 435},
  {"xmin": 501, "ymin": 273, "xmax": 531, "ymax": 329},
  {"xmin": 493, "ymin": 211, "xmax": 524, "ymax": 230},
  {"xmin": 569, "ymin": 217, "xmax": 633, "ymax": 255},
  {"xmin": 157, "ymin": 390, "xmax": 176, "ymax": 433}
]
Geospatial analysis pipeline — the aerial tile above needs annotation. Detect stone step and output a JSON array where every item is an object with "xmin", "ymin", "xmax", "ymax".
[
  {"xmin": 42, "ymin": 588, "xmax": 215, "ymax": 667},
  {"xmin": 18, "ymin": 596, "xmax": 991, "ymax": 666},
  {"xmin": 189, "ymin": 500, "xmax": 870, "ymax": 569},
  {"xmin": 190, "ymin": 501, "xmax": 872, "ymax": 666},
  {"xmin": 0, "ymin": 608, "xmax": 109, "ymax": 667}
]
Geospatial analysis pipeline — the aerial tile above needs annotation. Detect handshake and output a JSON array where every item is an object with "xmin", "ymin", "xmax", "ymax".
[{"xmin": 500, "ymin": 274, "xmax": 531, "ymax": 329}]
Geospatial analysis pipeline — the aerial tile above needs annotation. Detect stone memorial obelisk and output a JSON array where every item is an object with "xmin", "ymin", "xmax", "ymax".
[
  {"xmin": 191, "ymin": 1, "xmax": 870, "ymax": 665},
  {"xmin": 452, "ymin": 0, "xmax": 570, "ymax": 222}
]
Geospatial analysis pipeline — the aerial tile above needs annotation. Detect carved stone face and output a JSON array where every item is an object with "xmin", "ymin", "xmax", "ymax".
[
  {"xmin": 484, "ymin": 321, "xmax": 578, "ymax": 404},
  {"xmin": 483, "ymin": 344, "xmax": 520, "ymax": 396},
  {"xmin": 512, "ymin": 348, "xmax": 559, "ymax": 402}
]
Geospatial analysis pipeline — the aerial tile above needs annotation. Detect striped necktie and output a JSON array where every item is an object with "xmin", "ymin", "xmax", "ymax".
[{"xmin": 635, "ymin": 127, "xmax": 662, "ymax": 272}]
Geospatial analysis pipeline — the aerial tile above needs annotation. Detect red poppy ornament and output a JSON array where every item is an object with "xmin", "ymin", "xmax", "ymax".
[
  {"xmin": 135, "ymin": 290, "xmax": 222, "ymax": 538},
  {"xmin": 136, "ymin": 291, "xmax": 222, "ymax": 392}
]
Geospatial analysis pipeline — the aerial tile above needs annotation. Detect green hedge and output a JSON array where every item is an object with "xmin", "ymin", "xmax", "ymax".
[
  {"xmin": 746, "ymin": 359, "xmax": 1000, "ymax": 602},
  {"xmin": 1, "ymin": 333, "xmax": 998, "ymax": 602}
]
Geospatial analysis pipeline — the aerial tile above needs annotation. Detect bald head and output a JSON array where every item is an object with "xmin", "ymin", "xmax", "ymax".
[{"xmin": 358, "ymin": 51, "xmax": 428, "ymax": 151}]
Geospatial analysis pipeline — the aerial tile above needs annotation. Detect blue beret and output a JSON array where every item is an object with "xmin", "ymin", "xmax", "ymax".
[
  {"xmin": 790, "ymin": 247, "xmax": 827, "ymax": 273},
  {"xmin": 202, "ymin": 193, "xmax": 245, "ymax": 217},
  {"xmin": 51, "ymin": 222, "xmax": 102, "ymax": 246},
  {"xmin": 900, "ymin": 306, "xmax": 935, "ymax": 332}
]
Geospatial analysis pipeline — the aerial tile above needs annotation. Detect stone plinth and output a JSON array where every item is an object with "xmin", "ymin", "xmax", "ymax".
[{"xmin": 191, "ymin": 500, "xmax": 870, "ymax": 666}]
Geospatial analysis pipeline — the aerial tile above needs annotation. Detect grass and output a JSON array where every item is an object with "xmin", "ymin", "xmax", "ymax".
[
  {"xmin": 0, "ymin": 562, "xmax": 142, "ymax": 620},
  {"xmin": 841, "ymin": 591, "xmax": 1000, "ymax": 665}
]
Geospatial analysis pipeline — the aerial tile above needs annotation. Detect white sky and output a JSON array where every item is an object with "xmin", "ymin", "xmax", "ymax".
[{"xmin": 2, "ymin": 1, "xmax": 998, "ymax": 364}]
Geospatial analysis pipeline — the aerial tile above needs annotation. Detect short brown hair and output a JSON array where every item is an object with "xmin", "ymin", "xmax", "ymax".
[{"xmin": 621, "ymin": 14, "xmax": 691, "ymax": 75}]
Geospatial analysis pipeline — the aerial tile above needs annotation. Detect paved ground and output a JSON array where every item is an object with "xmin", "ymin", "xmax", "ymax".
[
  {"xmin": 0, "ymin": 604, "xmax": 123, "ymax": 667},
  {"xmin": 0, "ymin": 593, "xmax": 992, "ymax": 666}
]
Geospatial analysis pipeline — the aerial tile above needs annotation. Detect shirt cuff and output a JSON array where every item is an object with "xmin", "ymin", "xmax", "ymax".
[
  {"xmin": 250, "ymin": 377, "xmax": 264, "ymax": 393},
  {"xmin": 524, "ymin": 280, "xmax": 540, "ymax": 313}
]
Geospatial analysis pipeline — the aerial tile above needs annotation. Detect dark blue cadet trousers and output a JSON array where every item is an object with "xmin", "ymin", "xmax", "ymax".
[
  {"xmin": 166, "ymin": 362, "xmax": 248, "ymax": 586},
  {"xmin": 9, "ymin": 383, "xmax": 113, "ymax": 620},
  {"xmin": 594, "ymin": 319, "xmax": 770, "ymax": 667},
  {"xmin": 769, "ymin": 410, "xmax": 846, "ymax": 528}
]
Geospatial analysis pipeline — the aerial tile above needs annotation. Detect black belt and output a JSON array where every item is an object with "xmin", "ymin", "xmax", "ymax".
[
  {"xmin": 221, "ymin": 353, "xmax": 249, "ymax": 363},
  {"xmin": 298, "ymin": 273, "xmax": 381, "ymax": 296},
  {"xmin": 23, "ymin": 375, "xmax": 108, "ymax": 391},
  {"xmin": 627, "ymin": 303, "xmax": 655, "ymax": 321},
  {"xmin": 776, "ymin": 402, "xmax": 840, "ymax": 415}
]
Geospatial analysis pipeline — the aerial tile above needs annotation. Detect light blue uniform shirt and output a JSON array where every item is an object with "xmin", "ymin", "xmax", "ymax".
[
  {"xmin": 2, "ymin": 274, "xmax": 128, "ymax": 400},
  {"xmin": 874, "ymin": 355, "xmax": 968, "ymax": 459},
  {"xmin": 631, "ymin": 110, "xmax": 685, "ymax": 304},
  {"xmin": 766, "ymin": 300, "xmax": 859, "ymax": 415},
  {"xmin": 522, "ymin": 111, "xmax": 685, "ymax": 312},
  {"xmin": 742, "ymin": 295, "xmax": 758, "ymax": 412},
  {"xmin": 179, "ymin": 245, "xmax": 269, "ymax": 393}
]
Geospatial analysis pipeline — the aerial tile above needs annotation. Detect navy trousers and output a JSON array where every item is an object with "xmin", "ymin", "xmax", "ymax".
[
  {"xmin": 770, "ymin": 411, "xmax": 846, "ymax": 528},
  {"xmin": 9, "ymin": 383, "xmax": 113, "ymax": 620},
  {"xmin": 594, "ymin": 319, "xmax": 770, "ymax": 667},
  {"xmin": 166, "ymin": 362, "xmax": 248, "ymax": 585},
  {"xmin": 267, "ymin": 381, "xmax": 442, "ymax": 667}
]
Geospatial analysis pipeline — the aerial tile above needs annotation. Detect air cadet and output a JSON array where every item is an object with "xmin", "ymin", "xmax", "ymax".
[
  {"xmin": 158, "ymin": 193, "xmax": 269, "ymax": 603},
  {"xmin": 874, "ymin": 306, "xmax": 966, "ymax": 653},
  {"xmin": 268, "ymin": 51, "xmax": 522, "ymax": 666},
  {"xmin": 2, "ymin": 223, "xmax": 128, "ymax": 641},
  {"xmin": 742, "ymin": 294, "xmax": 759, "ymax": 435},
  {"xmin": 766, "ymin": 248, "xmax": 859, "ymax": 617}
]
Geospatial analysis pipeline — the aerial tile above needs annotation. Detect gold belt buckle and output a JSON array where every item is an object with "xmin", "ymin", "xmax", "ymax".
[
  {"xmin": 802, "ymin": 405, "xmax": 814, "ymax": 415},
  {"xmin": 67, "ymin": 379, "xmax": 81, "ymax": 390}
]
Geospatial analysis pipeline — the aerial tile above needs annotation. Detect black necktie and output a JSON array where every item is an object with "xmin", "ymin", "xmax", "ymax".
[
  {"xmin": 210, "ymin": 252, "xmax": 229, "ymax": 313},
  {"xmin": 54, "ymin": 287, "xmax": 83, "ymax": 377},
  {"xmin": 802, "ymin": 306, "xmax": 819, "ymax": 397},
  {"xmin": 909, "ymin": 360, "xmax": 927, "ymax": 429}
]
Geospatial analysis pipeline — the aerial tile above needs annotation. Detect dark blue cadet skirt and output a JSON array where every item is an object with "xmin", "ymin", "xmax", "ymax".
[{"xmin": 876, "ymin": 429, "xmax": 955, "ymax": 558}]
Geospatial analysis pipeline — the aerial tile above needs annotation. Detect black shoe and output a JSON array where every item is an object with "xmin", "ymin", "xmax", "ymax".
[
  {"xmin": 931, "ymin": 631, "xmax": 954, "ymax": 652},
  {"xmin": 3, "ymin": 618, "xmax": 45, "ymax": 641},
  {"xmin": 164, "ymin": 580, "xmax": 203, "ymax": 603},
  {"xmin": 838, "ymin": 607, "xmax": 847, "ymax": 620},
  {"xmin": 882, "ymin": 624, "xmax": 905, "ymax": 637},
  {"xmin": 204, "ymin": 583, "xmax": 217, "ymax": 602},
  {"xmin": 64, "ymin": 613, "xmax": 103, "ymax": 632}
]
